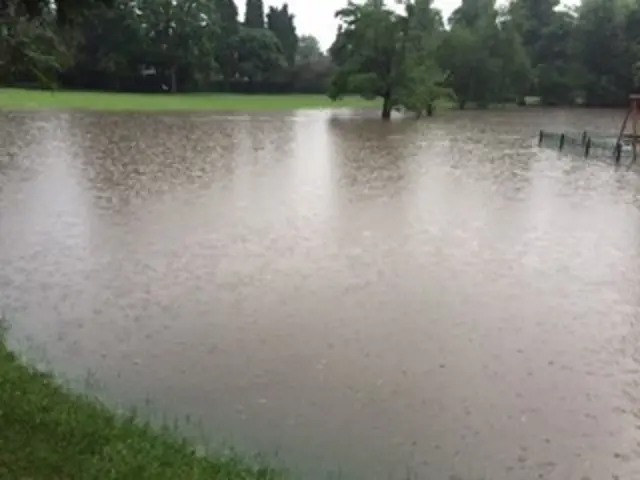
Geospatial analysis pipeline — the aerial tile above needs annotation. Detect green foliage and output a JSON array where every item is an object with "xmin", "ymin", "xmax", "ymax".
[
  {"xmin": 8, "ymin": 0, "xmax": 640, "ymax": 108},
  {"xmin": 296, "ymin": 35, "xmax": 323, "ymax": 63},
  {"xmin": 244, "ymin": 0, "xmax": 264, "ymax": 28},
  {"xmin": 438, "ymin": 24, "xmax": 496, "ymax": 108},
  {"xmin": 236, "ymin": 26, "xmax": 287, "ymax": 83},
  {"xmin": 267, "ymin": 4, "xmax": 298, "ymax": 66},
  {"xmin": 574, "ymin": 0, "xmax": 630, "ymax": 106},
  {"xmin": 0, "ymin": 9, "xmax": 71, "ymax": 88},
  {"xmin": 214, "ymin": 0, "xmax": 240, "ymax": 82},
  {"xmin": 329, "ymin": 0, "xmax": 446, "ymax": 119},
  {"xmin": 136, "ymin": 0, "xmax": 219, "ymax": 92},
  {"xmin": 535, "ymin": 11, "xmax": 579, "ymax": 105},
  {"xmin": 292, "ymin": 35, "xmax": 334, "ymax": 92},
  {"xmin": 399, "ymin": 0, "xmax": 451, "ymax": 116}
]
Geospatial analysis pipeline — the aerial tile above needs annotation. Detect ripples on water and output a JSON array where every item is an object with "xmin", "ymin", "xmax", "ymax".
[{"xmin": 1, "ymin": 107, "xmax": 640, "ymax": 479}]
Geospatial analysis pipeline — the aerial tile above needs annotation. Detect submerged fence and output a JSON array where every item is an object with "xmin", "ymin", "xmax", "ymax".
[{"xmin": 537, "ymin": 130, "xmax": 631, "ymax": 165}]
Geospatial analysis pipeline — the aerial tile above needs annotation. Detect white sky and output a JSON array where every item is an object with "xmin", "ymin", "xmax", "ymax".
[{"xmin": 244, "ymin": 0, "xmax": 580, "ymax": 50}]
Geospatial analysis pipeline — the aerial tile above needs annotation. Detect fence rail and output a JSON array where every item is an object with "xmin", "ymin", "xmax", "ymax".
[{"xmin": 537, "ymin": 130, "xmax": 631, "ymax": 165}]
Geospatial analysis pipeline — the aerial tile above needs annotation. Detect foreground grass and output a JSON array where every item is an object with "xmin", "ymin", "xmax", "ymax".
[
  {"xmin": 0, "ymin": 331, "xmax": 282, "ymax": 479},
  {"xmin": 0, "ymin": 88, "xmax": 378, "ymax": 112}
]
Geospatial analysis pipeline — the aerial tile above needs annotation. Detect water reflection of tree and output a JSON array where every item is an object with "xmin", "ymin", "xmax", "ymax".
[
  {"xmin": 325, "ymin": 115, "xmax": 426, "ymax": 254},
  {"xmin": 327, "ymin": 115, "xmax": 423, "ymax": 200}
]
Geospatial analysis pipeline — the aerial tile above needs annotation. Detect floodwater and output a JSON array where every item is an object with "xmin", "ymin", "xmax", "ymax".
[{"xmin": 1, "ymin": 107, "xmax": 640, "ymax": 479}]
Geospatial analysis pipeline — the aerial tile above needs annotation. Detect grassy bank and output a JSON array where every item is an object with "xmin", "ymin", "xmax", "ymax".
[
  {"xmin": 0, "ymin": 88, "xmax": 378, "ymax": 112},
  {"xmin": 0, "ymin": 327, "xmax": 282, "ymax": 479}
]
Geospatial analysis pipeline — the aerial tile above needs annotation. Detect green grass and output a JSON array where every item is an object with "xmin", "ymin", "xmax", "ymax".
[
  {"xmin": 0, "ymin": 324, "xmax": 284, "ymax": 479},
  {"xmin": 0, "ymin": 88, "xmax": 378, "ymax": 112}
]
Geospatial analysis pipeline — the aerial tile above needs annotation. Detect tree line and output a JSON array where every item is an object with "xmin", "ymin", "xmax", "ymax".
[
  {"xmin": 3, "ymin": 0, "xmax": 640, "ymax": 117},
  {"xmin": 330, "ymin": 0, "xmax": 640, "ymax": 118},
  {"xmin": 1, "ymin": 0, "xmax": 332, "ymax": 93}
]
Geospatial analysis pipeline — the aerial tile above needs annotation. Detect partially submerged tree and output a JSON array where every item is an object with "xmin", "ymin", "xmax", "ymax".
[{"xmin": 328, "ymin": 0, "xmax": 447, "ymax": 119}]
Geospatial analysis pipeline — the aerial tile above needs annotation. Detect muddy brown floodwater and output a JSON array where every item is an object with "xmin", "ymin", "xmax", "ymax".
[{"xmin": 2, "ymin": 107, "xmax": 640, "ymax": 479}]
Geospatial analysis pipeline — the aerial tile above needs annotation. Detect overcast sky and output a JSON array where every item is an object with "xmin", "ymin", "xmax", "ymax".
[{"xmin": 243, "ymin": 0, "xmax": 579, "ymax": 50}]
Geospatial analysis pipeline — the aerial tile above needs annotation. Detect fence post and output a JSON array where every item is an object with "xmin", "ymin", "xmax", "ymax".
[
  {"xmin": 614, "ymin": 142, "xmax": 622, "ymax": 165},
  {"xmin": 584, "ymin": 137, "xmax": 591, "ymax": 158}
]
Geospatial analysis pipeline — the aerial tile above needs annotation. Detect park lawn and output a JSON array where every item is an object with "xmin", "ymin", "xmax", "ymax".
[
  {"xmin": 0, "ymin": 88, "xmax": 378, "ymax": 112},
  {"xmin": 0, "ymin": 329, "xmax": 283, "ymax": 479}
]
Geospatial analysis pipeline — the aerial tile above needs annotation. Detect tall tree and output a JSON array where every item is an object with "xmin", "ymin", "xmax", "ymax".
[
  {"xmin": 236, "ymin": 26, "xmax": 287, "ymax": 83},
  {"xmin": 296, "ymin": 34, "xmax": 323, "ymax": 63},
  {"xmin": 449, "ymin": 0, "xmax": 497, "ymax": 27},
  {"xmin": 495, "ymin": 14, "xmax": 532, "ymax": 103},
  {"xmin": 267, "ymin": 4, "xmax": 298, "ymax": 66},
  {"xmin": 329, "ymin": 0, "xmax": 409, "ymax": 119},
  {"xmin": 1, "ymin": 0, "xmax": 75, "ymax": 86},
  {"xmin": 399, "ymin": 0, "xmax": 451, "ymax": 116},
  {"xmin": 440, "ymin": 0, "xmax": 504, "ymax": 108},
  {"xmin": 508, "ymin": 0, "xmax": 559, "ymax": 65},
  {"xmin": 507, "ymin": 0, "xmax": 574, "ymax": 102},
  {"xmin": 574, "ymin": 0, "xmax": 628, "ymax": 106},
  {"xmin": 535, "ymin": 10, "xmax": 578, "ymax": 104},
  {"xmin": 244, "ymin": 0, "xmax": 264, "ymax": 28},
  {"xmin": 137, "ymin": 0, "xmax": 219, "ymax": 92},
  {"xmin": 214, "ymin": 0, "xmax": 240, "ymax": 83},
  {"xmin": 330, "ymin": 0, "xmax": 401, "ymax": 119},
  {"xmin": 71, "ymin": 0, "xmax": 143, "ymax": 89}
]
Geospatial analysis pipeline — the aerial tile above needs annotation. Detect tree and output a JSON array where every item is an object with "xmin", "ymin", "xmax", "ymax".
[
  {"xmin": 574, "ymin": 0, "xmax": 628, "ymax": 106},
  {"xmin": 329, "ymin": 0, "xmax": 453, "ymax": 119},
  {"xmin": 267, "ymin": 4, "xmax": 298, "ymax": 66},
  {"xmin": 508, "ymin": 0, "xmax": 559, "ymax": 67},
  {"xmin": 507, "ymin": 0, "xmax": 579, "ymax": 103},
  {"xmin": 495, "ymin": 15, "xmax": 532, "ymax": 103},
  {"xmin": 535, "ymin": 10, "xmax": 578, "ymax": 104},
  {"xmin": 137, "ymin": 0, "xmax": 219, "ymax": 92},
  {"xmin": 398, "ymin": 0, "xmax": 451, "ymax": 116},
  {"xmin": 292, "ymin": 35, "xmax": 334, "ymax": 93},
  {"xmin": 329, "ymin": 0, "xmax": 405, "ymax": 119},
  {"xmin": 244, "ymin": 0, "xmax": 264, "ymax": 28},
  {"xmin": 439, "ymin": 0, "xmax": 502, "ymax": 108},
  {"xmin": 439, "ymin": 25, "xmax": 493, "ymax": 108},
  {"xmin": 214, "ymin": 0, "xmax": 239, "ymax": 84},
  {"xmin": 0, "ymin": 1, "xmax": 71, "ymax": 87},
  {"xmin": 296, "ymin": 34, "xmax": 323, "ymax": 63},
  {"xmin": 235, "ymin": 26, "xmax": 287, "ymax": 83},
  {"xmin": 626, "ymin": 1, "xmax": 640, "ymax": 91},
  {"xmin": 449, "ymin": 0, "xmax": 497, "ymax": 28},
  {"xmin": 68, "ymin": 0, "xmax": 143, "ymax": 90}
]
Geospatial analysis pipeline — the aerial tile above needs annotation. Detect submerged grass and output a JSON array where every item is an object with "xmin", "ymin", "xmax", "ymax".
[
  {"xmin": 0, "ymin": 88, "xmax": 378, "ymax": 112},
  {"xmin": 0, "ymin": 319, "xmax": 283, "ymax": 479}
]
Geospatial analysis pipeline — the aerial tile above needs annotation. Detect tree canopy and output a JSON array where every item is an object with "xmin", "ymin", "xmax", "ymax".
[{"xmin": 5, "ymin": 0, "xmax": 640, "ymax": 117}]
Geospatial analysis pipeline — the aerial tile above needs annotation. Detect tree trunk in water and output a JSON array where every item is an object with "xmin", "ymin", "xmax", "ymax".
[
  {"xmin": 381, "ymin": 93, "xmax": 392, "ymax": 120},
  {"xmin": 426, "ymin": 103, "xmax": 434, "ymax": 117},
  {"xmin": 458, "ymin": 99, "xmax": 466, "ymax": 110},
  {"xmin": 170, "ymin": 67, "xmax": 177, "ymax": 93}
]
